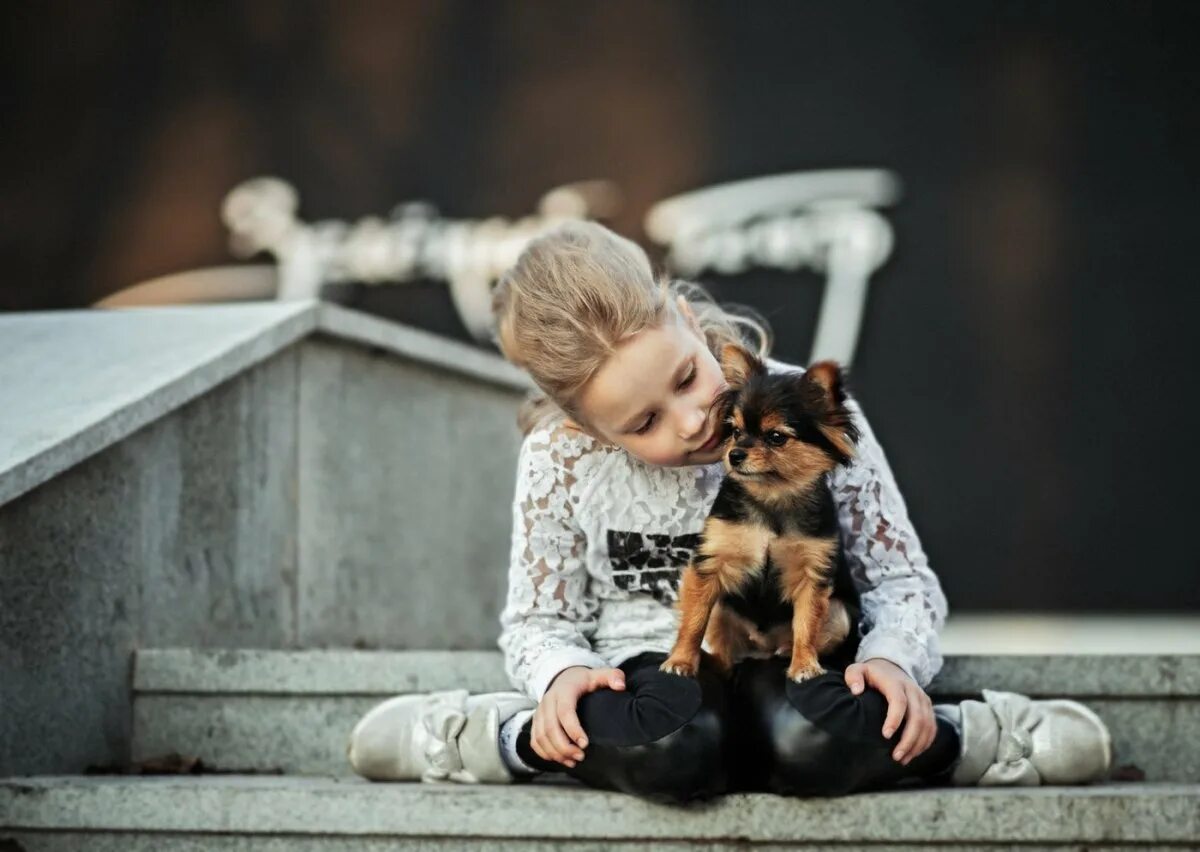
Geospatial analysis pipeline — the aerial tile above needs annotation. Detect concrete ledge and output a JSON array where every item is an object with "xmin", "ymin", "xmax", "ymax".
[
  {"xmin": 130, "ymin": 650, "xmax": 1200, "ymax": 781},
  {"xmin": 929, "ymin": 653, "xmax": 1200, "ymax": 697},
  {"xmin": 941, "ymin": 614, "xmax": 1200, "ymax": 655},
  {"xmin": 313, "ymin": 302, "xmax": 528, "ymax": 390},
  {"xmin": 136, "ymin": 648, "xmax": 1200, "ymax": 697},
  {"xmin": 134, "ymin": 649, "xmax": 512, "ymax": 695},
  {"xmin": 0, "ymin": 301, "xmax": 531, "ymax": 508},
  {"xmin": 0, "ymin": 776, "xmax": 1195, "ymax": 846}
]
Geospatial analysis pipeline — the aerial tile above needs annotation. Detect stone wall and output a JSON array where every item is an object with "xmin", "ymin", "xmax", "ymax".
[{"xmin": 0, "ymin": 338, "xmax": 524, "ymax": 774}]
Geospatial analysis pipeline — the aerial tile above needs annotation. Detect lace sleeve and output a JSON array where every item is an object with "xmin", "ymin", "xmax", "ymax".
[
  {"xmin": 497, "ymin": 421, "xmax": 610, "ymax": 701},
  {"xmin": 829, "ymin": 395, "xmax": 949, "ymax": 688}
]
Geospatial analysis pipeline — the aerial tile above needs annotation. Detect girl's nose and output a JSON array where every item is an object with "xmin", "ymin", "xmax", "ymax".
[{"xmin": 679, "ymin": 407, "xmax": 706, "ymax": 439}]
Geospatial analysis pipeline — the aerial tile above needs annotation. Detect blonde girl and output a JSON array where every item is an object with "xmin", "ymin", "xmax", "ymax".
[{"xmin": 348, "ymin": 221, "xmax": 1111, "ymax": 802}]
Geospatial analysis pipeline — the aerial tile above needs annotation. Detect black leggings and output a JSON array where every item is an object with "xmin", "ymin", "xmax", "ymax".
[{"xmin": 516, "ymin": 651, "xmax": 960, "ymax": 805}]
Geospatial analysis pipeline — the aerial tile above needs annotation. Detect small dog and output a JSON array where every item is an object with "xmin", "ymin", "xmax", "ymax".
[{"xmin": 661, "ymin": 344, "xmax": 861, "ymax": 682}]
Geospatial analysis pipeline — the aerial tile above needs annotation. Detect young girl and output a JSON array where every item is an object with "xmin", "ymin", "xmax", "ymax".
[{"xmin": 348, "ymin": 221, "xmax": 1111, "ymax": 803}]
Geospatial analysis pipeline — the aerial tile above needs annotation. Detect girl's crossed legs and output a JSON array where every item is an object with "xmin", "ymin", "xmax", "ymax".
[{"xmin": 514, "ymin": 651, "xmax": 960, "ymax": 804}]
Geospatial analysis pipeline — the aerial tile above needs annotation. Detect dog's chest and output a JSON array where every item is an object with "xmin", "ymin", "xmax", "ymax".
[{"xmin": 720, "ymin": 557, "xmax": 793, "ymax": 630}]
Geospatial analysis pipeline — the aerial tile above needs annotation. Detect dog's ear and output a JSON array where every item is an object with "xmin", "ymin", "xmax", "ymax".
[
  {"xmin": 720, "ymin": 344, "xmax": 765, "ymax": 389},
  {"xmin": 801, "ymin": 360, "xmax": 846, "ymax": 404},
  {"xmin": 801, "ymin": 360, "xmax": 859, "ymax": 461}
]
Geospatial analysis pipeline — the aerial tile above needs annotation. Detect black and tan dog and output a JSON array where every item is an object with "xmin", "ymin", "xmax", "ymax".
[{"xmin": 661, "ymin": 344, "xmax": 861, "ymax": 682}]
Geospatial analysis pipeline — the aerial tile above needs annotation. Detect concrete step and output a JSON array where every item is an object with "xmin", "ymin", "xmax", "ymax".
[
  {"xmin": 130, "ymin": 649, "xmax": 1200, "ymax": 782},
  {"xmin": 1, "ymin": 775, "xmax": 1197, "ymax": 850}
]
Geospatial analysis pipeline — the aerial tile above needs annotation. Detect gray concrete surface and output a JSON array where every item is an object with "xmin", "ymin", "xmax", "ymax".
[
  {"xmin": 1, "ymin": 776, "xmax": 1196, "ymax": 847},
  {"xmin": 0, "ymin": 304, "xmax": 532, "ymax": 775},
  {"xmin": 941, "ymin": 614, "xmax": 1200, "ymax": 654},
  {"xmin": 134, "ymin": 649, "xmax": 512, "ymax": 694},
  {"xmin": 0, "ymin": 301, "xmax": 531, "ymax": 508},
  {"xmin": 0, "ymin": 302, "xmax": 315, "ymax": 508},
  {"xmin": 136, "ymin": 648, "xmax": 1200, "ymax": 697},
  {"xmin": 129, "ymin": 649, "xmax": 1200, "ymax": 780},
  {"xmin": 295, "ymin": 339, "xmax": 523, "ymax": 649},
  {"xmin": 7, "ymin": 840, "xmax": 1176, "ymax": 852},
  {"xmin": 131, "ymin": 692, "xmax": 1200, "ymax": 781},
  {"xmin": 14, "ymin": 839, "xmax": 1119, "ymax": 852},
  {"xmin": 0, "ymin": 352, "xmax": 302, "ymax": 776}
]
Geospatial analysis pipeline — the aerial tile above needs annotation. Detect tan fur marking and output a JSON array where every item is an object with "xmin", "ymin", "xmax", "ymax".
[
  {"xmin": 818, "ymin": 424, "xmax": 856, "ymax": 460},
  {"xmin": 769, "ymin": 533, "xmax": 838, "ymax": 681},
  {"xmin": 761, "ymin": 412, "xmax": 791, "ymax": 434},
  {"xmin": 720, "ymin": 344, "xmax": 761, "ymax": 388},
  {"xmin": 704, "ymin": 602, "xmax": 754, "ymax": 675},
  {"xmin": 661, "ymin": 566, "xmax": 722, "ymax": 677},
  {"xmin": 769, "ymin": 535, "xmax": 838, "ymax": 598},
  {"xmin": 815, "ymin": 597, "xmax": 851, "ymax": 652},
  {"xmin": 773, "ymin": 442, "xmax": 835, "ymax": 485},
  {"xmin": 738, "ymin": 478, "xmax": 798, "ymax": 509},
  {"xmin": 663, "ymin": 518, "xmax": 771, "ymax": 677},
  {"xmin": 697, "ymin": 517, "xmax": 770, "ymax": 593},
  {"xmin": 787, "ymin": 582, "xmax": 832, "ymax": 681},
  {"xmin": 741, "ymin": 598, "xmax": 850, "ymax": 658},
  {"xmin": 804, "ymin": 361, "xmax": 841, "ymax": 395}
]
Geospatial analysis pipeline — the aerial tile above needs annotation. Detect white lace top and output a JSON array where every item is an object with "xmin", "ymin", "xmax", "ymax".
[{"xmin": 497, "ymin": 357, "xmax": 949, "ymax": 701}]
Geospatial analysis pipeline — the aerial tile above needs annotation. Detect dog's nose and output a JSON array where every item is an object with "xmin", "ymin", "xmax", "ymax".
[{"xmin": 728, "ymin": 448, "xmax": 747, "ymax": 466}]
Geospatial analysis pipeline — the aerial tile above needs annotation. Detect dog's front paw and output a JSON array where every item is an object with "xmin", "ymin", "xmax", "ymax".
[
  {"xmin": 660, "ymin": 654, "xmax": 700, "ymax": 678},
  {"xmin": 786, "ymin": 660, "xmax": 826, "ymax": 682}
]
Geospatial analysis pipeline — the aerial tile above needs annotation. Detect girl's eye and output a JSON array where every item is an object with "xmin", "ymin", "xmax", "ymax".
[
  {"xmin": 634, "ymin": 365, "xmax": 694, "ymax": 435},
  {"xmin": 767, "ymin": 431, "xmax": 788, "ymax": 446}
]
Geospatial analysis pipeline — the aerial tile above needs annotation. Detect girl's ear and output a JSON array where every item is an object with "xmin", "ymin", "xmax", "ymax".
[
  {"xmin": 676, "ymin": 294, "xmax": 704, "ymax": 341},
  {"xmin": 562, "ymin": 417, "xmax": 613, "ymax": 446},
  {"xmin": 720, "ymin": 343, "xmax": 764, "ymax": 388}
]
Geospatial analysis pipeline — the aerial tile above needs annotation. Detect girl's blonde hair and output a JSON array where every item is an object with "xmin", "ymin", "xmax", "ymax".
[{"xmin": 491, "ymin": 220, "xmax": 773, "ymax": 435}]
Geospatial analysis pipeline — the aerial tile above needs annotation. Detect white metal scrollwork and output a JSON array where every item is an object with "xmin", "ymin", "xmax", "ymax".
[
  {"xmin": 221, "ymin": 177, "xmax": 618, "ymax": 341},
  {"xmin": 645, "ymin": 169, "xmax": 899, "ymax": 366},
  {"xmin": 221, "ymin": 170, "xmax": 898, "ymax": 365}
]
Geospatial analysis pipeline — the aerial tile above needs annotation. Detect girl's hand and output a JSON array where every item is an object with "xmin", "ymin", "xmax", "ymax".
[
  {"xmin": 844, "ymin": 657, "xmax": 937, "ymax": 765},
  {"xmin": 531, "ymin": 666, "xmax": 626, "ymax": 768}
]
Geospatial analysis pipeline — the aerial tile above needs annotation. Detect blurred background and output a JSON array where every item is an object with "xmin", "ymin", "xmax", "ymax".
[{"xmin": 3, "ymin": 0, "xmax": 1198, "ymax": 617}]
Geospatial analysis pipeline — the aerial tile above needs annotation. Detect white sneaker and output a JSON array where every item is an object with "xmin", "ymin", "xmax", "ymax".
[
  {"xmin": 347, "ymin": 689, "xmax": 535, "ymax": 783},
  {"xmin": 947, "ymin": 689, "xmax": 1113, "ymax": 786}
]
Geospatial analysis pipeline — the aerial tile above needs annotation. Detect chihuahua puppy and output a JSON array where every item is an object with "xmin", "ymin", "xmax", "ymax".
[{"xmin": 661, "ymin": 344, "xmax": 861, "ymax": 682}]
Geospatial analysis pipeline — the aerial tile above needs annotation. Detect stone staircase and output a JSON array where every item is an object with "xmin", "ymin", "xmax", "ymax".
[
  {"xmin": 2, "ymin": 304, "xmax": 1198, "ymax": 849},
  {"xmin": 3, "ymin": 648, "xmax": 1197, "ymax": 849},
  {"xmin": 127, "ymin": 649, "xmax": 1198, "ymax": 781},
  {"xmin": 5, "ymin": 776, "xmax": 1197, "ymax": 850}
]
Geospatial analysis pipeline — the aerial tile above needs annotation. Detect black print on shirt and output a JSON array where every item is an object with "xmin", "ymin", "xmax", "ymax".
[{"xmin": 607, "ymin": 529, "xmax": 701, "ymax": 605}]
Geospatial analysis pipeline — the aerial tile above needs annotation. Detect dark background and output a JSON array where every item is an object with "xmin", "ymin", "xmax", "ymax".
[{"xmin": 4, "ymin": 1, "xmax": 1198, "ymax": 611}]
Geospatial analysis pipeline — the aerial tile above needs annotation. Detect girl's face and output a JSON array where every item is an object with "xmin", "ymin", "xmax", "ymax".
[{"xmin": 571, "ymin": 303, "xmax": 730, "ymax": 468}]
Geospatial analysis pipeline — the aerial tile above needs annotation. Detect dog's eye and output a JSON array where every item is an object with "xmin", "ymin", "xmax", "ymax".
[
  {"xmin": 730, "ymin": 425, "xmax": 741, "ymax": 439},
  {"xmin": 766, "ymin": 431, "xmax": 788, "ymax": 447}
]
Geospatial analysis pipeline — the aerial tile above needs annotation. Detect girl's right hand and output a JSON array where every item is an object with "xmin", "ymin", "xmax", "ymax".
[{"xmin": 531, "ymin": 665, "xmax": 626, "ymax": 767}]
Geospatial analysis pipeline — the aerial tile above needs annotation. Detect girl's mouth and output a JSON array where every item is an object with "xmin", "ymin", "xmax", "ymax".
[{"xmin": 696, "ymin": 429, "xmax": 721, "ymax": 453}]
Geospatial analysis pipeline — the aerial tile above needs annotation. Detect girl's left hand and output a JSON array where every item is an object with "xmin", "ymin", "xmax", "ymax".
[{"xmin": 844, "ymin": 657, "xmax": 937, "ymax": 765}]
